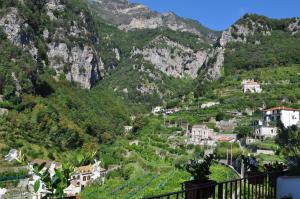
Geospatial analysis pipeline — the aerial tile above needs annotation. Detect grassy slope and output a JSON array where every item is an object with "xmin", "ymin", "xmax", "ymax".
[{"xmin": 80, "ymin": 118, "xmax": 238, "ymax": 199}]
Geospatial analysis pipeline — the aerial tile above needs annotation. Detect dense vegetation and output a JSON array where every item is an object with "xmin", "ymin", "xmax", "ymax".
[
  {"xmin": 0, "ymin": 1, "xmax": 299, "ymax": 198},
  {"xmin": 225, "ymin": 31, "xmax": 300, "ymax": 74}
]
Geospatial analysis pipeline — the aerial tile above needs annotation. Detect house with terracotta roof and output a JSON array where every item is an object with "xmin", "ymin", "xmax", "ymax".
[
  {"xmin": 65, "ymin": 163, "xmax": 106, "ymax": 196},
  {"xmin": 242, "ymin": 79, "xmax": 262, "ymax": 93},
  {"xmin": 263, "ymin": 106, "xmax": 300, "ymax": 128}
]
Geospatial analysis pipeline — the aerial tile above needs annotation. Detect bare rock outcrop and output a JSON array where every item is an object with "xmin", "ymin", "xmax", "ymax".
[
  {"xmin": 134, "ymin": 36, "xmax": 208, "ymax": 78},
  {"xmin": 47, "ymin": 43, "xmax": 103, "ymax": 89}
]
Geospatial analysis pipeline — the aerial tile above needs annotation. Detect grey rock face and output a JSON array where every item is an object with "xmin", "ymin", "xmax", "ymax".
[
  {"xmin": 47, "ymin": 43, "xmax": 103, "ymax": 89},
  {"xmin": 203, "ymin": 18, "xmax": 272, "ymax": 79},
  {"xmin": 46, "ymin": 0, "xmax": 65, "ymax": 20},
  {"xmin": 0, "ymin": 8, "xmax": 22, "ymax": 45},
  {"xmin": 0, "ymin": 2, "xmax": 104, "ymax": 89},
  {"xmin": 288, "ymin": 18, "xmax": 300, "ymax": 35},
  {"xmin": 0, "ymin": 8, "xmax": 38, "ymax": 59},
  {"xmin": 134, "ymin": 36, "xmax": 208, "ymax": 78},
  {"xmin": 88, "ymin": 0, "xmax": 218, "ymax": 42}
]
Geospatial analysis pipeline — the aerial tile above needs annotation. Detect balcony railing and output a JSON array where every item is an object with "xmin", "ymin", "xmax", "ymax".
[{"xmin": 144, "ymin": 171, "xmax": 285, "ymax": 199}]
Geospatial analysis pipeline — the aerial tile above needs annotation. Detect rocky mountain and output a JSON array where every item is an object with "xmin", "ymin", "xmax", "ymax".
[
  {"xmin": 0, "ymin": 0, "xmax": 104, "ymax": 89},
  {"xmin": 88, "ymin": 0, "xmax": 219, "ymax": 43},
  {"xmin": 205, "ymin": 14, "xmax": 300, "ymax": 77},
  {"xmin": 0, "ymin": 0, "xmax": 299, "ymax": 101}
]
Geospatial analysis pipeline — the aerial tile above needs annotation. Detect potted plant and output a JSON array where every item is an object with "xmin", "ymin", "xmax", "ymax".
[
  {"xmin": 184, "ymin": 155, "xmax": 217, "ymax": 199},
  {"xmin": 241, "ymin": 155, "xmax": 264, "ymax": 185},
  {"xmin": 264, "ymin": 161, "xmax": 287, "ymax": 187}
]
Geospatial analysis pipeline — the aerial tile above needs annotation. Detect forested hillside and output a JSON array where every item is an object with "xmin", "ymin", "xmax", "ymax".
[{"xmin": 0, "ymin": 1, "xmax": 299, "ymax": 198}]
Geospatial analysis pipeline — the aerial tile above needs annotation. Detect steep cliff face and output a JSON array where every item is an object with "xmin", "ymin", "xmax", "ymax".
[
  {"xmin": 0, "ymin": 8, "xmax": 38, "ymax": 58},
  {"xmin": 47, "ymin": 43, "xmax": 103, "ymax": 89},
  {"xmin": 0, "ymin": 1, "xmax": 104, "ymax": 89},
  {"xmin": 133, "ymin": 36, "xmax": 208, "ymax": 78}
]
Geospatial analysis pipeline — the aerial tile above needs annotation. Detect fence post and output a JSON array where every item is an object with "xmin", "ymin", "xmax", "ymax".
[{"xmin": 218, "ymin": 183, "xmax": 223, "ymax": 199}]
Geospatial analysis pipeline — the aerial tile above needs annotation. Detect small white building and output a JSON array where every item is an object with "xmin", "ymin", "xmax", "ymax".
[
  {"xmin": 66, "ymin": 164, "xmax": 106, "ymax": 196},
  {"xmin": 254, "ymin": 126, "xmax": 278, "ymax": 139},
  {"xmin": 263, "ymin": 107, "xmax": 300, "ymax": 128},
  {"xmin": 152, "ymin": 106, "xmax": 163, "ymax": 115},
  {"xmin": 186, "ymin": 125, "xmax": 215, "ymax": 145},
  {"xmin": 242, "ymin": 79, "xmax": 262, "ymax": 93},
  {"xmin": 124, "ymin": 126, "xmax": 133, "ymax": 133}
]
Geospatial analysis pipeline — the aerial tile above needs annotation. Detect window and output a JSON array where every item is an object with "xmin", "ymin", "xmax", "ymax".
[
  {"xmin": 77, "ymin": 175, "xmax": 80, "ymax": 180},
  {"xmin": 87, "ymin": 176, "xmax": 91, "ymax": 180},
  {"xmin": 83, "ymin": 176, "xmax": 86, "ymax": 181}
]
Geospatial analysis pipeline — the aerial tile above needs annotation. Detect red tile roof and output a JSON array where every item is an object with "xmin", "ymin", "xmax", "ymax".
[
  {"xmin": 217, "ymin": 136, "xmax": 235, "ymax": 142},
  {"xmin": 264, "ymin": 107, "xmax": 300, "ymax": 112}
]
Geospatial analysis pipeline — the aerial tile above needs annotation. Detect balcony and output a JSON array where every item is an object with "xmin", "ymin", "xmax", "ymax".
[{"xmin": 144, "ymin": 172, "xmax": 286, "ymax": 199}]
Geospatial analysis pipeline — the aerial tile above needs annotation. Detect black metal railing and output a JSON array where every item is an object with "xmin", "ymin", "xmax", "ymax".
[{"xmin": 144, "ymin": 171, "xmax": 285, "ymax": 199}]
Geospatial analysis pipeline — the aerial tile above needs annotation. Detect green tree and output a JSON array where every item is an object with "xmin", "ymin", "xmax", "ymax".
[{"xmin": 276, "ymin": 125, "xmax": 300, "ymax": 175}]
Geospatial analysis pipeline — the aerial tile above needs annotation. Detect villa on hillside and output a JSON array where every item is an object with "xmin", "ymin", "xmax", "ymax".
[
  {"xmin": 263, "ymin": 106, "xmax": 300, "ymax": 128},
  {"xmin": 186, "ymin": 125, "xmax": 216, "ymax": 146},
  {"xmin": 65, "ymin": 164, "xmax": 106, "ymax": 197},
  {"xmin": 252, "ymin": 120, "xmax": 278, "ymax": 139},
  {"xmin": 254, "ymin": 125, "xmax": 278, "ymax": 139},
  {"xmin": 242, "ymin": 79, "xmax": 262, "ymax": 93}
]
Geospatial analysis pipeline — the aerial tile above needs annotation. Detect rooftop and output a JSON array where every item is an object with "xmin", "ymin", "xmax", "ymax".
[
  {"xmin": 242, "ymin": 79, "xmax": 260, "ymax": 85},
  {"xmin": 73, "ymin": 165, "xmax": 106, "ymax": 174},
  {"xmin": 264, "ymin": 106, "xmax": 300, "ymax": 112},
  {"xmin": 192, "ymin": 124, "xmax": 209, "ymax": 129}
]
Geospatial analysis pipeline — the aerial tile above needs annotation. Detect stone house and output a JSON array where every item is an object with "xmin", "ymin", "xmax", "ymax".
[
  {"xmin": 242, "ymin": 79, "xmax": 262, "ymax": 93},
  {"xmin": 254, "ymin": 126, "xmax": 278, "ymax": 139},
  {"xmin": 186, "ymin": 125, "xmax": 215, "ymax": 146}
]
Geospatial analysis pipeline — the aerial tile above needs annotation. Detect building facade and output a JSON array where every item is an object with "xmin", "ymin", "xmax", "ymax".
[
  {"xmin": 186, "ymin": 125, "xmax": 215, "ymax": 146},
  {"xmin": 254, "ymin": 126, "xmax": 278, "ymax": 139},
  {"xmin": 242, "ymin": 79, "xmax": 262, "ymax": 93},
  {"xmin": 263, "ymin": 107, "xmax": 300, "ymax": 128}
]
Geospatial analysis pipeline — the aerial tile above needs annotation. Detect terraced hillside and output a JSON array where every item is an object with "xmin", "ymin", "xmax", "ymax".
[{"xmin": 80, "ymin": 118, "xmax": 238, "ymax": 199}]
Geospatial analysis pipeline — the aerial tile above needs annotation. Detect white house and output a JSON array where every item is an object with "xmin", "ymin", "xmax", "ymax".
[
  {"xmin": 263, "ymin": 107, "xmax": 300, "ymax": 128},
  {"xmin": 152, "ymin": 106, "xmax": 163, "ymax": 115},
  {"xmin": 254, "ymin": 126, "xmax": 278, "ymax": 139},
  {"xmin": 66, "ymin": 164, "xmax": 106, "ymax": 196},
  {"xmin": 186, "ymin": 125, "xmax": 215, "ymax": 146},
  {"xmin": 124, "ymin": 126, "xmax": 133, "ymax": 133},
  {"xmin": 242, "ymin": 79, "xmax": 262, "ymax": 93}
]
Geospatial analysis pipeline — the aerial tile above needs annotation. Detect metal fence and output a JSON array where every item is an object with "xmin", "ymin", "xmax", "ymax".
[{"xmin": 144, "ymin": 172, "xmax": 285, "ymax": 199}]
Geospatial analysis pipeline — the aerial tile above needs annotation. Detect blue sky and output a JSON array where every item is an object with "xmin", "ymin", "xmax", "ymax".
[{"xmin": 129, "ymin": 0, "xmax": 300, "ymax": 30}]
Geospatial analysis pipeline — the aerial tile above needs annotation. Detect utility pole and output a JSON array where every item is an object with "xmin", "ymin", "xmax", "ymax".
[
  {"xmin": 230, "ymin": 143, "xmax": 233, "ymax": 166},
  {"xmin": 226, "ymin": 149, "xmax": 229, "ymax": 164},
  {"xmin": 241, "ymin": 160, "xmax": 245, "ymax": 178}
]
